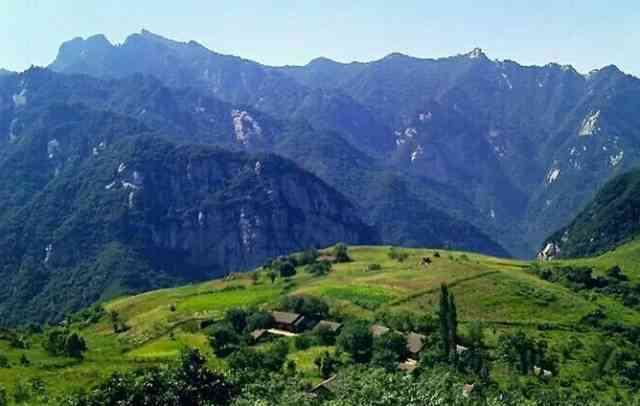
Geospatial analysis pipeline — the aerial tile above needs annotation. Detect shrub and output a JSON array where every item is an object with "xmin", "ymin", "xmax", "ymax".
[
  {"xmin": 307, "ymin": 260, "xmax": 332, "ymax": 276},
  {"xmin": 373, "ymin": 331, "xmax": 408, "ymax": 364},
  {"xmin": 262, "ymin": 340, "xmax": 290, "ymax": 372},
  {"xmin": 247, "ymin": 311, "xmax": 274, "ymax": 331},
  {"xmin": 63, "ymin": 348, "xmax": 233, "ymax": 405},
  {"xmin": 0, "ymin": 355, "xmax": 9, "ymax": 369},
  {"xmin": 333, "ymin": 243, "xmax": 351, "ymax": 263},
  {"xmin": 225, "ymin": 308, "xmax": 248, "ymax": 334},
  {"xmin": 337, "ymin": 321, "xmax": 373, "ymax": 363},
  {"xmin": 229, "ymin": 341, "xmax": 290, "ymax": 373},
  {"xmin": 581, "ymin": 308, "xmax": 607, "ymax": 327},
  {"xmin": 278, "ymin": 261, "xmax": 297, "ymax": 278},
  {"xmin": 606, "ymin": 265, "xmax": 628, "ymax": 282},
  {"xmin": 388, "ymin": 247, "xmax": 409, "ymax": 262},
  {"xmin": 64, "ymin": 332, "xmax": 88, "ymax": 359},
  {"xmin": 9, "ymin": 334, "xmax": 29, "ymax": 349},
  {"xmin": 209, "ymin": 325, "xmax": 240, "ymax": 357},
  {"xmin": 315, "ymin": 324, "xmax": 338, "ymax": 346},
  {"xmin": 294, "ymin": 335, "xmax": 312, "ymax": 350},
  {"xmin": 366, "ymin": 263, "xmax": 382, "ymax": 272},
  {"xmin": 13, "ymin": 380, "xmax": 30, "ymax": 404},
  {"xmin": 299, "ymin": 248, "xmax": 319, "ymax": 266},
  {"xmin": 314, "ymin": 351, "xmax": 340, "ymax": 378},
  {"xmin": 280, "ymin": 295, "xmax": 329, "ymax": 318},
  {"xmin": 43, "ymin": 328, "xmax": 67, "ymax": 356}
]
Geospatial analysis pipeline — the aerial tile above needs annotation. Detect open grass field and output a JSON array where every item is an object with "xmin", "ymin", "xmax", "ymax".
[{"xmin": 2, "ymin": 244, "xmax": 640, "ymax": 402}]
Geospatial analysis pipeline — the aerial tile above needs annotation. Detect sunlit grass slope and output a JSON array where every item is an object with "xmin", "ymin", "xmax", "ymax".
[{"xmin": 3, "ymin": 244, "xmax": 640, "ymax": 400}]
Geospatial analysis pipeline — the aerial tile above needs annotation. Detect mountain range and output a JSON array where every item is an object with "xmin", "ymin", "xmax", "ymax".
[
  {"xmin": 2, "ymin": 29, "xmax": 640, "ymax": 323},
  {"xmin": 48, "ymin": 30, "xmax": 640, "ymax": 257}
]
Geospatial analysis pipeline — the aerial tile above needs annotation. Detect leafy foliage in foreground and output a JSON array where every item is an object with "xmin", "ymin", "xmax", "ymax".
[{"xmin": 63, "ymin": 349, "xmax": 233, "ymax": 406}]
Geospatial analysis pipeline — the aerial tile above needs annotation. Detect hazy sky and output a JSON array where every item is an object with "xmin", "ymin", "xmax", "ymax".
[{"xmin": 2, "ymin": 0, "xmax": 639, "ymax": 76}]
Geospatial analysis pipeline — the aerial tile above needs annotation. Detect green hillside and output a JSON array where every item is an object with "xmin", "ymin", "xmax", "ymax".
[
  {"xmin": 546, "ymin": 167, "xmax": 640, "ymax": 258},
  {"xmin": 2, "ymin": 245, "xmax": 640, "ymax": 404}
]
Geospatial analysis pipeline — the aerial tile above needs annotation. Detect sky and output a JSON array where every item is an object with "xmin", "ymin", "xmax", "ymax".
[{"xmin": 2, "ymin": 0, "xmax": 639, "ymax": 76}]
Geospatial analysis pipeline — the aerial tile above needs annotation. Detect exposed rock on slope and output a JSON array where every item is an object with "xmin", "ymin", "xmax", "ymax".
[
  {"xmin": 0, "ymin": 129, "xmax": 374, "ymax": 324},
  {"xmin": 50, "ymin": 31, "xmax": 640, "ymax": 257}
]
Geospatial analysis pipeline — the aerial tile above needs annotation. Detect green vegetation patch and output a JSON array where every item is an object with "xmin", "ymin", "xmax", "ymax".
[{"xmin": 315, "ymin": 285, "xmax": 398, "ymax": 310}]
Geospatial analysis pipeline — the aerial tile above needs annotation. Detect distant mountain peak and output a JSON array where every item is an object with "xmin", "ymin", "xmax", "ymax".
[
  {"xmin": 466, "ymin": 47, "xmax": 487, "ymax": 60},
  {"xmin": 86, "ymin": 34, "xmax": 112, "ymax": 46},
  {"xmin": 382, "ymin": 52, "xmax": 411, "ymax": 61},
  {"xmin": 128, "ymin": 29, "xmax": 182, "ymax": 47},
  {"xmin": 308, "ymin": 56, "xmax": 339, "ymax": 66}
]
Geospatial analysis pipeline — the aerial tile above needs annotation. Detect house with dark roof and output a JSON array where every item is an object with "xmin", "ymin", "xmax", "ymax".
[
  {"xmin": 456, "ymin": 344, "xmax": 469, "ymax": 354},
  {"xmin": 534, "ymin": 366, "xmax": 553, "ymax": 377},
  {"xmin": 250, "ymin": 329, "xmax": 268, "ymax": 342},
  {"xmin": 369, "ymin": 324, "xmax": 390, "ymax": 337},
  {"xmin": 406, "ymin": 332, "xmax": 426, "ymax": 358},
  {"xmin": 270, "ymin": 311, "xmax": 306, "ymax": 332},
  {"xmin": 310, "ymin": 375, "xmax": 338, "ymax": 398},
  {"xmin": 398, "ymin": 359, "xmax": 418, "ymax": 373},
  {"xmin": 315, "ymin": 320, "xmax": 342, "ymax": 333},
  {"xmin": 462, "ymin": 383, "xmax": 475, "ymax": 398}
]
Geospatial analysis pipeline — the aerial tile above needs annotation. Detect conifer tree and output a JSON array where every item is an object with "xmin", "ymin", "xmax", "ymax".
[
  {"xmin": 448, "ymin": 293, "xmax": 458, "ymax": 364},
  {"xmin": 439, "ymin": 284, "xmax": 451, "ymax": 359}
]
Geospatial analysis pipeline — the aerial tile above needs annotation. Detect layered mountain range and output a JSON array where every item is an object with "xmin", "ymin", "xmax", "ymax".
[
  {"xmin": 2, "ymin": 29, "xmax": 640, "ymax": 323},
  {"xmin": 49, "ymin": 30, "xmax": 640, "ymax": 257}
]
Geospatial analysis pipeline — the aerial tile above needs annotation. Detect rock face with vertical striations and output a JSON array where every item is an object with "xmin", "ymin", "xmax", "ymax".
[
  {"xmin": 0, "ymin": 133, "xmax": 375, "ymax": 325},
  {"xmin": 49, "ymin": 31, "xmax": 640, "ymax": 257}
]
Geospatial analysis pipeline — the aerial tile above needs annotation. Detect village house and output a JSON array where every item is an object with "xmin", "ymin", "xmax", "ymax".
[
  {"xmin": 534, "ymin": 366, "xmax": 553, "ymax": 377},
  {"xmin": 310, "ymin": 375, "xmax": 338, "ymax": 398},
  {"xmin": 462, "ymin": 383, "xmax": 475, "ymax": 398},
  {"xmin": 315, "ymin": 320, "xmax": 342, "ymax": 333},
  {"xmin": 398, "ymin": 359, "xmax": 418, "ymax": 373},
  {"xmin": 406, "ymin": 332, "xmax": 427, "ymax": 359},
  {"xmin": 250, "ymin": 329, "xmax": 268, "ymax": 342},
  {"xmin": 369, "ymin": 324, "xmax": 390, "ymax": 337},
  {"xmin": 456, "ymin": 344, "xmax": 469, "ymax": 354},
  {"xmin": 270, "ymin": 311, "xmax": 306, "ymax": 333}
]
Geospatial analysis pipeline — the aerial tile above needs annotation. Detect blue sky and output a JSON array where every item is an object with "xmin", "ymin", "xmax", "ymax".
[{"xmin": 2, "ymin": 0, "xmax": 639, "ymax": 76}]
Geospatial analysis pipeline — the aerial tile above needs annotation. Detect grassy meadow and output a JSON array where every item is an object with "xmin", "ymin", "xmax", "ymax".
[{"xmin": 2, "ymin": 244, "xmax": 640, "ymax": 401}]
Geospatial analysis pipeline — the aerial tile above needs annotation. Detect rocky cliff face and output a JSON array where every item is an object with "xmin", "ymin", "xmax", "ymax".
[
  {"xmin": 0, "ymin": 134, "xmax": 374, "ymax": 325},
  {"xmin": 50, "ymin": 32, "xmax": 640, "ymax": 257},
  {"xmin": 0, "ymin": 67, "xmax": 503, "ymax": 257},
  {"xmin": 124, "ymin": 138, "xmax": 375, "ymax": 271}
]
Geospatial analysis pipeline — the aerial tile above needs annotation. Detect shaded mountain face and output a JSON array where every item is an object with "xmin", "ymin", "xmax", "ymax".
[
  {"xmin": 0, "ymin": 69, "xmax": 506, "ymax": 324},
  {"xmin": 0, "ymin": 68, "xmax": 504, "ymax": 254},
  {"xmin": 0, "ymin": 127, "xmax": 375, "ymax": 324},
  {"xmin": 543, "ymin": 167, "xmax": 640, "ymax": 258},
  {"xmin": 50, "ymin": 32, "xmax": 640, "ymax": 257}
]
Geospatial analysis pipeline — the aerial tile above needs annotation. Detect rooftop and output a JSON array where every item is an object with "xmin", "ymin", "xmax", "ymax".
[
  {"xmin": 270, "ymin": 311, "xmax": 304, "ymax": 325},
  {"xmin": 370, "ymin": 324, "xmax": 390, "ymax": 337},
  {"xmin": 406, "ymin": 332, "xmax": 426, "ymax": 354}
]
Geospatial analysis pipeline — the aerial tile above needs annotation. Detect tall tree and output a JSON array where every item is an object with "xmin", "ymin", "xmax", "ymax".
[
  {"xmin": 448, "ymin": 293, "xmax": 458, "ymax": 364},
  {"xmin": 438, "ymin": 284, "xmax": 451, "ymax": 359}
]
